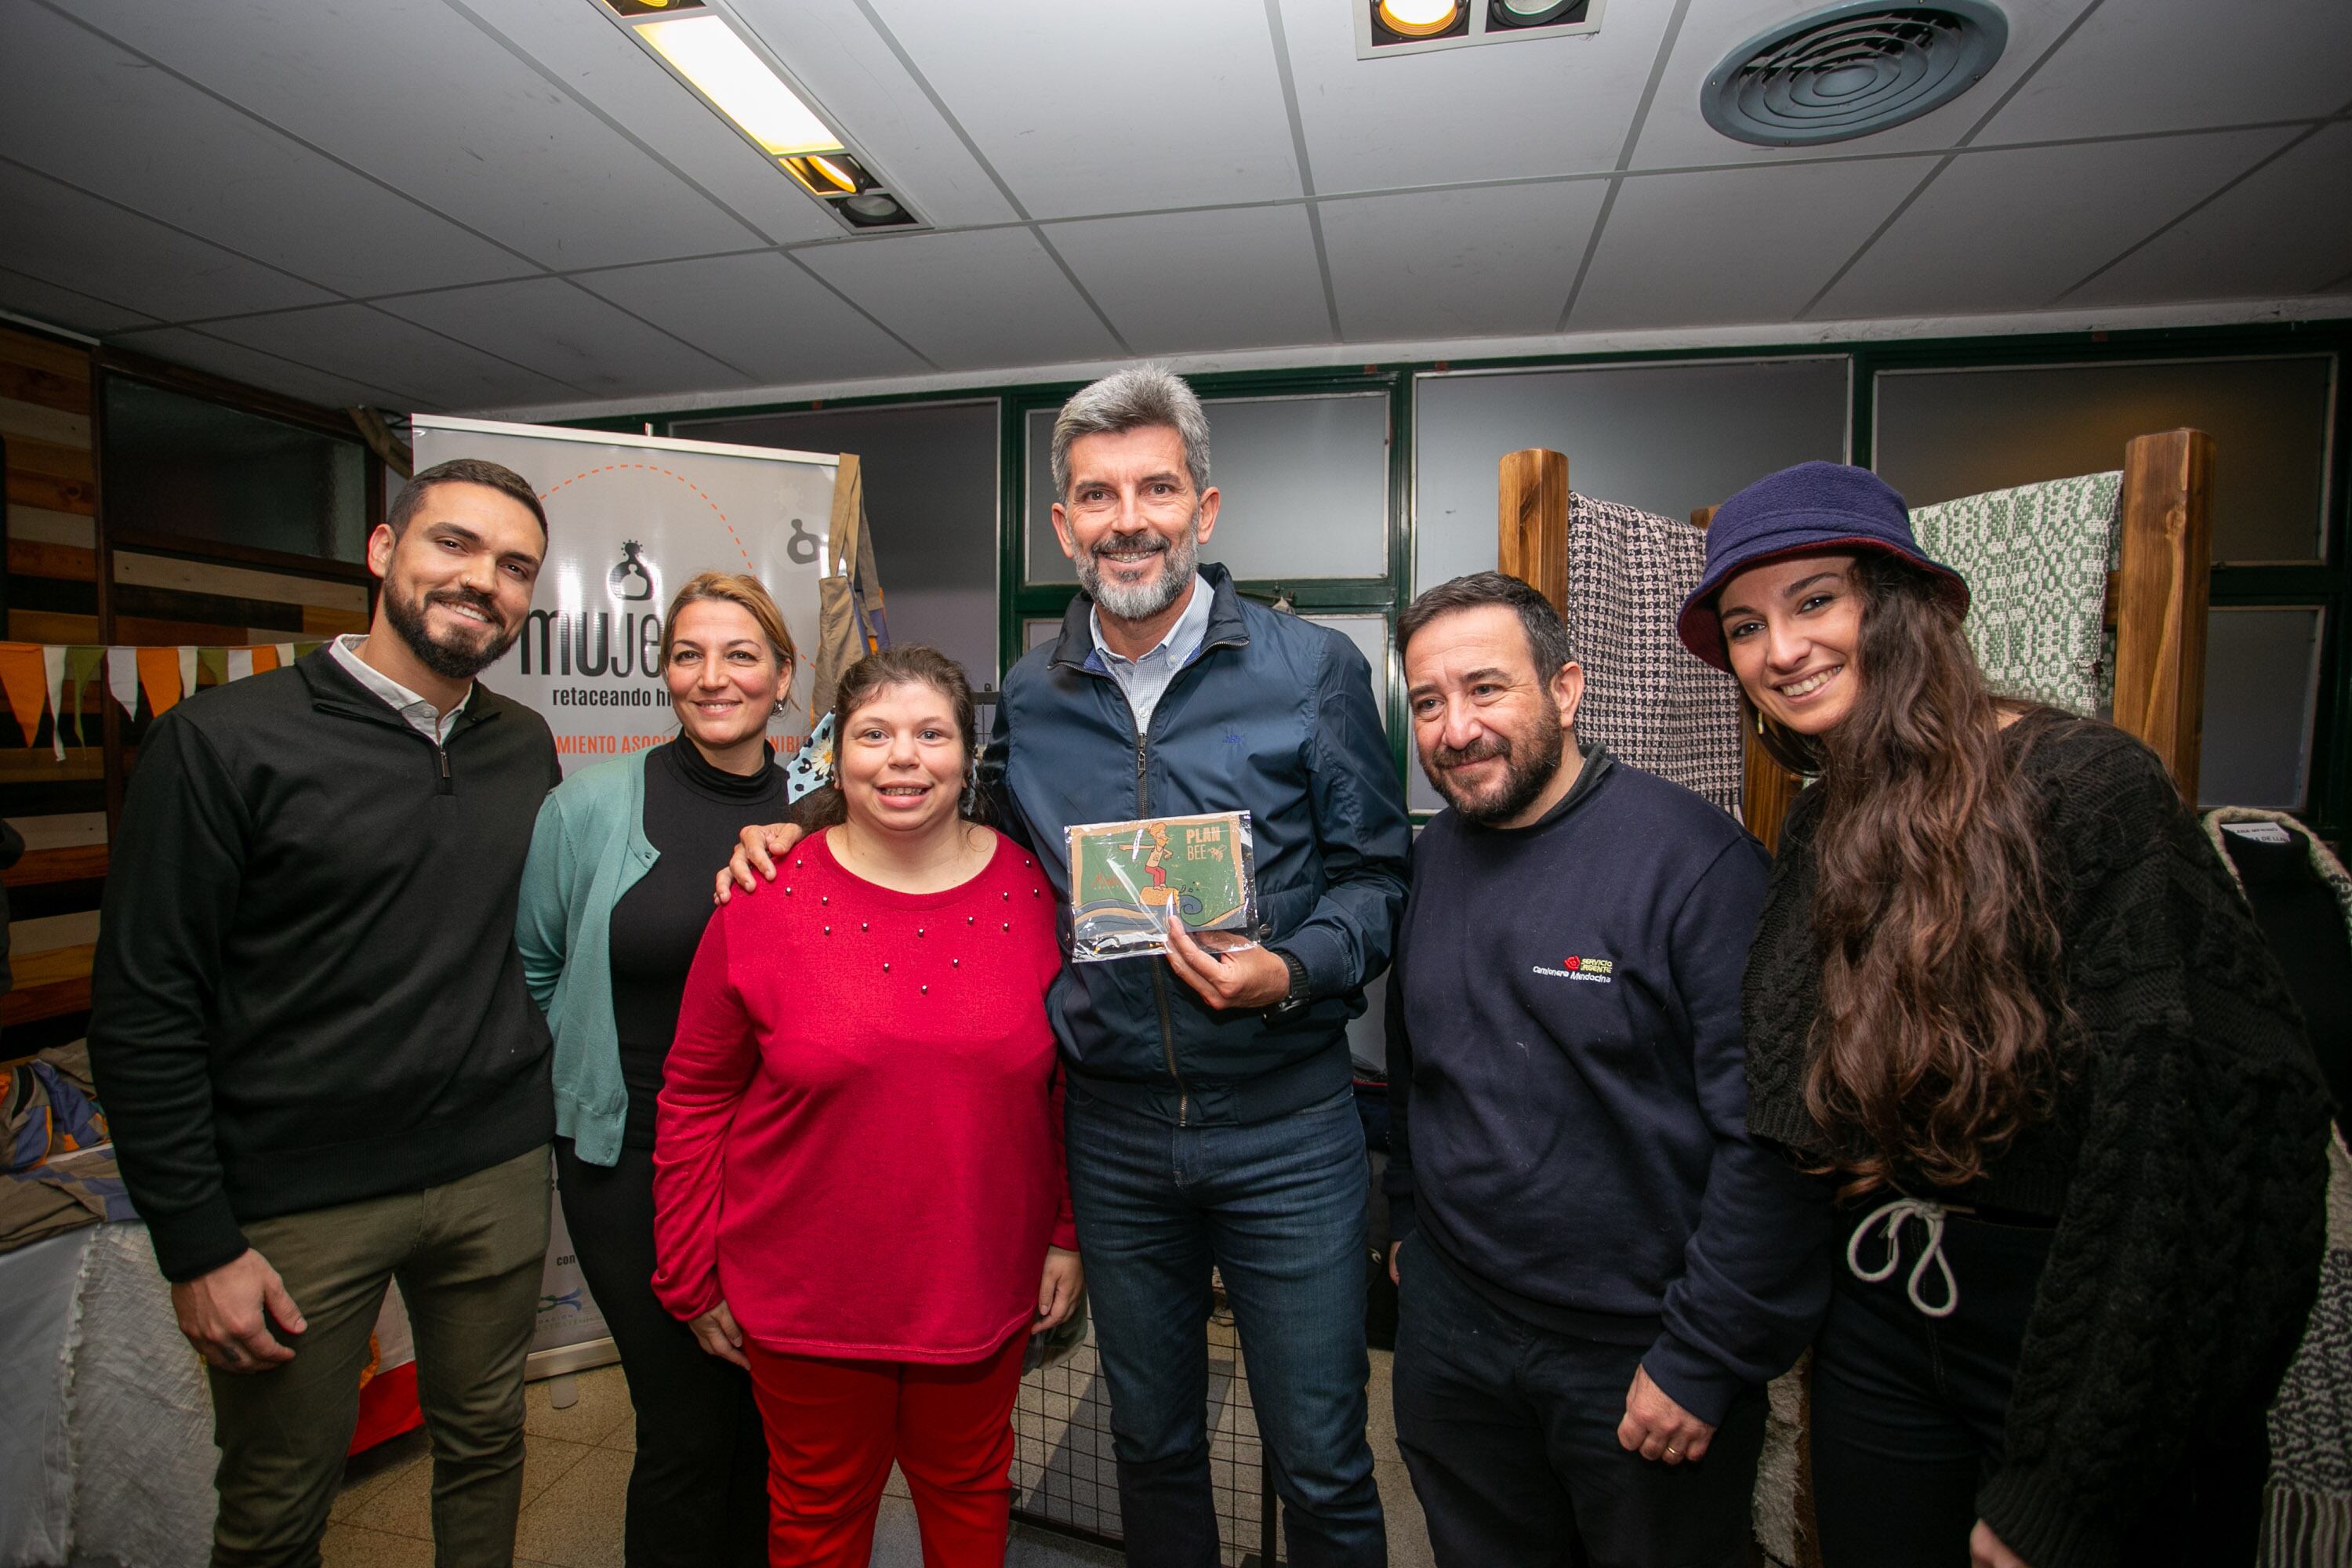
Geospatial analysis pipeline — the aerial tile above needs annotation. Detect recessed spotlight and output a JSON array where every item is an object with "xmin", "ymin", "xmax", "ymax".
[
  {"xmin": 1490, "ymin": 0, "xmax": 1584, "ymax": 26},
  {"xmin": 839, "ymin": 193, "xmax": 911, "ymax": 227},
  {"xmin": 599, "ymin": 0, "xmax": 700, "ymax": 15},
  {"xmin": 1374, "ymin": 0, "xmax": 1462, "ymax": 39},
  {"xmin": 783, "ymin": 151, "xmax": 875, "ymax": 198}
]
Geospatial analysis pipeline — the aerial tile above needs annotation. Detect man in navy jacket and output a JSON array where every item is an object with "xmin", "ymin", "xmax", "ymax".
[
  {"xmin": 1385, "ymin": 572, "xmax": 1828, "ymax": 1568},
  {"xmin": 727, "ymin": 368, "xmax": 1410, "ymax": 1567}
]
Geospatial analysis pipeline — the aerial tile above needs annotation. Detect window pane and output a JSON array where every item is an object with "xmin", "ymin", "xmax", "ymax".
[
  {"xmin": 1026, "ymin": 391, "xmax": 1391, "ymax": 585},
  {"xmin": 2198, "ymin": 607, "xmax": 2324, "ymax": 809},
  {"xmin": 1413, "ymin": 358, "xmax": 1849, "ymax": 597},
  {"xmin": 1025, "ymin": 616, "xmax": 1062, "ymax": 652},
  {"xmin": 100, "ymin": 377, "xmax": 368, "ymax": 564},
  {"xmin": 1873, "ymin": 357, "xmax": 2332, "ymax": 564},
  {"xmin": 675, "ymin": 401, "xmax": 1000, "ymax": 685}
]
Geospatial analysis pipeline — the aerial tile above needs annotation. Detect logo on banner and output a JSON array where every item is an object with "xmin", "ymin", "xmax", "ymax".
[{"xmin": 608, "ymin": 540, "xmax": 655, "ymax": 602}]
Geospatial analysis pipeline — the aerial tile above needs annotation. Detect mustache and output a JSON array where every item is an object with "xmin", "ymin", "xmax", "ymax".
[
  {"xmin": 1433, "ymin": 735, "xmax": 1510, "ymax": 770},
  {"xmin": 429, "ymin": 587, "xmax": 503, "ymax": 625},
  {"xmin": 1091, "ymin": 530, "xmax": 1170, "ymax": 559}
]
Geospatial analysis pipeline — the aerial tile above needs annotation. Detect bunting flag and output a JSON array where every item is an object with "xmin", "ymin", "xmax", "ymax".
[
  {"xmin": 177, "ymin": 647, "xmax": 198, "ymax": 705},
  {"xmin": 0, "ymin": 647, "xmax": 49, "ymax": 750},
  {"xmin": 108, "ymin": 647, "xmax": 138, "ymax": 717},
  {"xmin": 227, "ymin": 649, "xmax": 255, "ymax": 682},
  {"xmin": 274, "ymin": 643, "xmax": 296, "ymax": 672},
  {"xmin": 197, "ymin": 649, "xmax": 229, "ymax": 691},
  {"xmin": 136, "ymin": 648, "xmax": 183, "ymax": 720},
  {"xmin": 42, "ymin": 645, "xmax": 67, "ymax": 760},
  {"xmin": 65, "ymin": 648, "xmax": 103, "ymax": 748}
]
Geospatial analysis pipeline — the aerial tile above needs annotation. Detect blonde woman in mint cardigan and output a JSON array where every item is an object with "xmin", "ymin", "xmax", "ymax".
[{"xmin": 517, "ymin": 571, "xmax": 818, "ymax": 1567}]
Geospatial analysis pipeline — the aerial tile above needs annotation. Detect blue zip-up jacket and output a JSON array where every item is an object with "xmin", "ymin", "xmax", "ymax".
[{"xmin": 985, "ymin": 563, "xmax": 1410, "ymax": 1126}]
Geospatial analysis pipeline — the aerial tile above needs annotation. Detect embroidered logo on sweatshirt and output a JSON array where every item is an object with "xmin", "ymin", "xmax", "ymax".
[{"xmin": 1532, "ymin": 953, "xmax": 1615, "ymax": 984}]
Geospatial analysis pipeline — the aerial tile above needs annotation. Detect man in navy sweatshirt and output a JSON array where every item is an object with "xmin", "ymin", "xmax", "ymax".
[{"xmin": 1383, "ymin": 572, "xmax": 1828, "ymax": 1568}]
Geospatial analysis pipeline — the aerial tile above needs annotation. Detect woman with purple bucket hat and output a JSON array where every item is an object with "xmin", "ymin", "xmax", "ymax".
[{"xmin": 1679, "ymin": 462, "xmax": 2328, "ymax": 1568}]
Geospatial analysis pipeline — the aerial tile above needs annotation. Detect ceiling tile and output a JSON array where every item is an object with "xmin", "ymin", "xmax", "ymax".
[
  {"xmin": 794, "ymin": 228, "xmax": 1120, "ymax": 371},
  {"xmin": 1982, "ymin": 0, "xmax": 2352, "ymax": 143},
  {"xmin": 1629, "ymin": 0, "xmax": 2101, "ymax": 170},
  {"xmin": 1279, "ymin": 0, "xmax": 1679, "ymax": 195},
  {"xmin": 107, "ymin": 325, "xmax": 426, "ymax": 411},
  {"xmin": 1570, "ymin": 157, "xmax": 1925, "ymax": 331},
  {"xmin": 1815, "ymin": 128, "xmax": 2300, "ymax": 320},
  {"xmin": 198, "ymin": 303, "xmax": 583, "ymax": 411},
  {"xmin": 0, "ymin": 162, "xmax": 336, "ymax": 322},
  {"xmin": 1318, "ymin": 182, "xmax": 1610, "ymax": 342},
  {"xmin": 572, "ymin": 252, "xmax": 930, "ymax": 385},
  {"xmin": 727, "ymin": 0, "xmax": 1020, "ymax": 228},
  {"xmin": 376, "ymin": 277, "xmax": 753, "ymax": 400},
  {"xmin": 455, "ymin": 0, "xmax": 841, "ymax": 246},
  {"xmin": 858, "ymin": 0, "xmax": 1303, "ymax": 220},
  {"xmin": 3, "ymin": 4, "xmax": 532, "ymax": 297},
  {"xmin": 1044, "ymin": 205, "xmax": 1333, "ymax": 356},
  {"xmin": 64, "ymin": 0, "xmax": 761, "ymax": 270},
  {"xmin": 2067, "ymin": 122, "xmax": 2352, "ymax": 307},
  {"xmin": 0, "ymin": 267, "xmax": 162, "ymax": 338}
]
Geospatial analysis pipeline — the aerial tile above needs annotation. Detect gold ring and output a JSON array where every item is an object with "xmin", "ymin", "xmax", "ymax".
[{"xmin": 1663, "ymin": 1445, "xmax": 1680, "ymax": 1459}]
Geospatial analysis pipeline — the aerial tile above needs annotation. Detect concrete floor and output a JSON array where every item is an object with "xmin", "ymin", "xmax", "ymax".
[{"xmin": 323, "ymin": 1349, "xmax": 1434, "ymax": 1568}]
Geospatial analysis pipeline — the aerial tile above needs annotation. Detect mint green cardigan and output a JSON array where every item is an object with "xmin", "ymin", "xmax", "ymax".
[{"xmin": 515, "ymin": 752, "xmax": 658, "ymax": 1167}]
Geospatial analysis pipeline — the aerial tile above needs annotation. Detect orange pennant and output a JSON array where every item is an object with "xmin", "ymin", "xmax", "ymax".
[
  {"xmin": 136, "ymin": 647, "xmax": 183, "ymax": 719},
  {"xmin": 249, "ymin": 645, "xmax": 280, "ymax": 675},
  {"xmin": 0, "ymin": 647, "xmax": 49, "ymax": 749}
]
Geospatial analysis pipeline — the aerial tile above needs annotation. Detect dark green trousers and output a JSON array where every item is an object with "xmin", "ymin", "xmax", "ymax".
[{"xmin": 204, "ymin": 1144, "xmax": 551, "ymax": 1568}]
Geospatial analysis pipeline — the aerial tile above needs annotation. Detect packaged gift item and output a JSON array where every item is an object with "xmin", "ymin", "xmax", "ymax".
[{"xmin": 1065, "ymin": 811, "xmax": 1259, "ymax": 962}]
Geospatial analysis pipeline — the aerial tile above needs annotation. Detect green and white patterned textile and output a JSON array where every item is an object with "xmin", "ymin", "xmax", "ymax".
[{"xmin": 1912, "ymin": 471, "xmax": 2121, "ymax": 717}]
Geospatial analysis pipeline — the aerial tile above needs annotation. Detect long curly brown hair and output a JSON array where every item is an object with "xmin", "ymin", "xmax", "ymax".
[{"xmin": 1758, "ymin": 553, "xmax": 2068, "ymax": 1195}]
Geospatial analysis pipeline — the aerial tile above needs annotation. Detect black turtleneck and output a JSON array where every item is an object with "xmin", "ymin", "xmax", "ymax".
[{"xmin": 610, "ymin": 737, "xmax": 789, "ymax": 1148}]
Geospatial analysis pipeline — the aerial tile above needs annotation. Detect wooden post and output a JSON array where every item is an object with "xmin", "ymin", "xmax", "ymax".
[
  {"xmin": 1497, "ymin": 448, "xmax": 1570, "ymax": 611},
  {"xmin": 1691, "ymin": 503, "xmax": 1805, "ymax": 852},
  {"xmin": 2110, "ymin": 429, "xmax": 2213, "ymax": 806}
]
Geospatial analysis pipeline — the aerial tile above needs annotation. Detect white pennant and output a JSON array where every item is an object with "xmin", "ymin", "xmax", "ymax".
[
  {"xmin": 108, "ymin": 647, "xmax": 138, "ymax": 716},
  {"xmin": 226, "ymin": 648, "xmax": 254, "ymax": 683},
  {"xmin": 42, "ymin": 645, "xmax": 66, "ymax": 761},
  {"xmin": 177, "ymin": 647, "xmax": 198, "ymax": 700},
  {"xmin": 274, "ymin": 642, "xmax": 296, "ymax": 671}
]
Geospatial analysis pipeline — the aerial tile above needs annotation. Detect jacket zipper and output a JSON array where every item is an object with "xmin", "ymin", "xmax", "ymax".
[
  {"xmin": 1138, "ymin": 724, "xmax": 1188, "ymax": 1125},
  {"xmin": 435, "ymin": 742, "xmax": 453, "ymax": 796}
]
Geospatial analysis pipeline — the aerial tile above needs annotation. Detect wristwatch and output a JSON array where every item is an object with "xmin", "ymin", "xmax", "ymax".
[{"xmin": 1269, "ymin": 949, "xmax": 1311, "ymax": 1018}]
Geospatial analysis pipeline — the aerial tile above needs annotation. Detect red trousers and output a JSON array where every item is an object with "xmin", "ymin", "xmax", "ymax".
[{"xmin": 744, "ymin": 1327, "xmax": 1029, "ymax": 1567}]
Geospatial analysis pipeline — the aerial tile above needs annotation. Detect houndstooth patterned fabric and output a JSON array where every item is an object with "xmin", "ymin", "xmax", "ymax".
[
  {"xmin": 1565, "ymin": 492, "xmax": 1744, "ymax": 818},
  {"xmin": 1912, "ymin": 472, "xmax": 2121, "ymax": 717}
]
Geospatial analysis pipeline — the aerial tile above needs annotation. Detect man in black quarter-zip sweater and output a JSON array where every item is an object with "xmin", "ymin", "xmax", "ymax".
[
  {"xmin": 91, "ymin": 459, "xmax": 561, "ymax": 1568},
  {"xmin": 1383, "ymin": 573, "xmax": 1831, "ymax": 1568}
]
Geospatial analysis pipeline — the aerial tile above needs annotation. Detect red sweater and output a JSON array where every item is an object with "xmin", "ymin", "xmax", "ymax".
[{"xmin": 651, "ymin": 828, "xmax": 1077, "ymax": 1363}]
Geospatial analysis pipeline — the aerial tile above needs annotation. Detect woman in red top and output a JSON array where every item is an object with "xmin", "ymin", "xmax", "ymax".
[{"xmin": 652, "ymin": 645, "xmax": 1082, "ymax": 1567}]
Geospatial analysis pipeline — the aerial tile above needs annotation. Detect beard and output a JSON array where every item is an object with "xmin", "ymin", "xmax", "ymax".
[
  {"xmin": 1076, "ymin": 510, "xmax": 1201, "ymax": 622},
  {"xmin": 1425, "ymin": 700, "xmax": 1567, "ymax": 826},
  {"xmin": 382, "ymin": 576, "xmax": 521, "ymax": 681}
]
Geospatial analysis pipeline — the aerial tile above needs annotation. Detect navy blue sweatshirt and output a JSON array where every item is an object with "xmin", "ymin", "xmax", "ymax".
[{"xmin": 1385, "ymin": 746, "xmax": 1829, "ymax": 1424}]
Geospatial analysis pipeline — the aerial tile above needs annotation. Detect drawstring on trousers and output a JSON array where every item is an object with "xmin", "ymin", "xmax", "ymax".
[{"xmin": 1846, "ymin": 1196, "xmax": 1960, "ymax": 1318}]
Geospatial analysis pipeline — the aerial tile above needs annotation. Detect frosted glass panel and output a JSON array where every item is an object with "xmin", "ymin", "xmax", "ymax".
[
  {"xmin": 1874, "ymin": 357, "xmax": 2332, "ymax": 563},
  {"xmin": 1026, "ymin": 392, "xmax": 1390, "ymax": 584},
  {"xmin": 1414, "ymin": 358, "xmax": 1849, "ymax": 597},
  {"xmin": 1025, "ymin": 617, "xmax": 1062, "ymax": 652},
  {"xmin": 2198, "ymin": 607, "xmax": 2324, "ymax": 809},
  {"xmin": 677, "ymin": 401, "xmax": 1000, "ymax": 683}
]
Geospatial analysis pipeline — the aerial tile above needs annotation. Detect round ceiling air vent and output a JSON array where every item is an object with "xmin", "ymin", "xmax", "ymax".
[{"xmin": 1701, "ymin": 1, "xmax": 2008, "ymax": 147}]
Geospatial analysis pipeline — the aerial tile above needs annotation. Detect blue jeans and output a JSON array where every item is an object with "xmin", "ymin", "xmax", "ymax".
[{"xmin": 1064, "ymin": 1083, "xmax": 1386, "ymax": 1568}]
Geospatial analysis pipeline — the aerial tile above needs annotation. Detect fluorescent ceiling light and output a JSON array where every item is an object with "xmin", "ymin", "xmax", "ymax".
[{"xmin": 634, "ymin": 13, "xmax": 841, "ymax": 156}]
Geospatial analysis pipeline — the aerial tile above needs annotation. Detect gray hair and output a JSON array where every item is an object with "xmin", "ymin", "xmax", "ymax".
[{"xmin": 1049, "ymin": 365, "xmax": 1212, "ymax": 501}]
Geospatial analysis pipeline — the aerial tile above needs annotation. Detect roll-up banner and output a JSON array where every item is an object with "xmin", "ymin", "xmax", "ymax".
[
  {"xmin": 409, "ymin": 416, "xmax": 839, "ymax": 778},
  {"xmin": 409, "ymin": 416, "xmax": 840, "ymax": 1368}
]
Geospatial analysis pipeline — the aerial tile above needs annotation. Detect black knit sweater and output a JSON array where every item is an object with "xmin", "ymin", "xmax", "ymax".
[{"xmin": 1743, "ymin": 711, "xmax": 2331, "ymax": 1568}]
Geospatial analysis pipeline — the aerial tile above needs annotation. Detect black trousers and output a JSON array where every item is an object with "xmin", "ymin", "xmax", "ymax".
[
  {"xmin": 1811, "ymin": 1204, "xmax": 2268, "ymax": 1567},
  {"xmin": 1392, "ymin": 1240, "xmax": 1768, "ymax": 1568},
  {"xmin": 554, "ymin": 1139, "xmax": 768, "ymax": 1568}
]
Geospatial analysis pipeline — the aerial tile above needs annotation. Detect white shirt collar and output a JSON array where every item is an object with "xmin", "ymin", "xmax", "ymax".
[
  {"xmin": 330, "ymin": 633, "xmax": 470, "ymax": 745},
  {"xmin": 1089, "ymin": 572, "xmax": 1213, "ymax": 670}
]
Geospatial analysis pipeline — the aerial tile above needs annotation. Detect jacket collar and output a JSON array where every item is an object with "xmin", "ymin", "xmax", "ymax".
[
  {"xmin": 1456, "ymin": 738, "xmax": 1613, "ymax": 837},
  {"xmin": 297, "ymin": 644, "xmax": 506, "ymax": 736},
  {"xmin": 1051, "ymin": 561, "xmax": 1251, "ymax": 674}
]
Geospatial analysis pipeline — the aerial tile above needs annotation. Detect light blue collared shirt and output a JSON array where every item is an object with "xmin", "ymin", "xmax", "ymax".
[
  {"xmin": 330, "ymin": 633, "xmax": 470, "ymax": 746},
  {"xmin": 1089, "ymin": 572, "xmax": 1212, "ymax": 736}
]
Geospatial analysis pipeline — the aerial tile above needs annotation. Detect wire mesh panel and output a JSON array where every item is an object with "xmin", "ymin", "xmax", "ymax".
[{"xmin": 1011, "ymin": 1296, "xmax": 1279, "ymax": 1565}]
